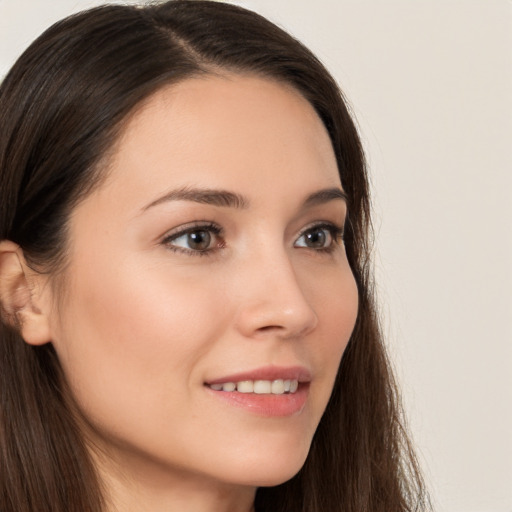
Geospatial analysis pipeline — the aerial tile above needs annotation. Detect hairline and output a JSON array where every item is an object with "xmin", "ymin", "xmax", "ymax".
[{"xmin": 44, "ymin": 66, "xmax": 338, "ymax": 302}]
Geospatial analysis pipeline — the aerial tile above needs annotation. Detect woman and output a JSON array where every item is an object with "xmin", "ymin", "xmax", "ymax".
[{"xmin": 0, "ymin": 1, "xmax": 429, "ymax": 511}]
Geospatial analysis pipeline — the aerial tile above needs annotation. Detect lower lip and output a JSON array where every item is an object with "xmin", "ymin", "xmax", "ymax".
[{"xmin": 205, "ymin": 384, "xmax": 309, "ymax": 417}]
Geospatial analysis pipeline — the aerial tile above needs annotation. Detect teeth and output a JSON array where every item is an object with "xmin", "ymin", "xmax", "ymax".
[
  {"xmin": 222, "ymin": 382, "xmax": 236, "ymax": 392},
  {"xmin": 237, "ymin": 380, "xmax": 254, "ymax": 393},
  {"xmin": 253, "ymin": 380, "xmax": 271, "ymax": 394},
  {"xmin": 271, "ymin": 379, "xmax": 285, "ymax": 394},
  {"xmin": 209, "ymin": 379, "xmax": 299, "ymax": 394}
]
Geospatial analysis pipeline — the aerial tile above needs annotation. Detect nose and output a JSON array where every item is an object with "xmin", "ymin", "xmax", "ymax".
[{"xmin": 233, "ymin": 251, "xmax": 318, "ymax": 340}]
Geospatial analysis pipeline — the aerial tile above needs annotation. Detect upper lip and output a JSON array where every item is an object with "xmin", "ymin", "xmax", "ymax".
[{"xmin": 205, "ymin": 365, "xmax": 311, "ymax": 385}]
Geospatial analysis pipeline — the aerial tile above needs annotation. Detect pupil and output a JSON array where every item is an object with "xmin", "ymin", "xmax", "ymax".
[
  {"xmin": 306, "ymin": 229, "xmax": 326, "ymax": 247},
  {"xmin": 188, "ymin": 230, "xmax": 211, "ymax": 250}
]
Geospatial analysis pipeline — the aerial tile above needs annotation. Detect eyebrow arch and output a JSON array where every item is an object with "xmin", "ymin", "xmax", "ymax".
[
  {"xmin": 303, "ymin": 187, "xmax": 348, "ymax": 207},
  {"xmin": 142, "ymin": 186, "xmax": 249, "ymax": 211},
  {"xmin": 141, "ymin": 185, "xmax": 347, "ymax": 213}
]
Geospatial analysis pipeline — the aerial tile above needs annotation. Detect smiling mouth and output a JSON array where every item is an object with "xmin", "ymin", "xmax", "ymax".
[{"xmin": 207, "ymin": 379, "xmax": 299, "ymax": 394}]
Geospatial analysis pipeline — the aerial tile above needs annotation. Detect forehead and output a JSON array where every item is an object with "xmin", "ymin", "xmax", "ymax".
[
  {"xmin": 86, "ymin": 74, "xmax": 342, "ymax": 221},
  {"xmin": 114, "ymin": 74, "xmax": 338, "ymax": 179}
]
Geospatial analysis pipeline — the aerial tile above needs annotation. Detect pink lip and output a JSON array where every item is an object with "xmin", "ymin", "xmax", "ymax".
[
  {"xmin": 205, "ymin": 365, "xmax": 311, "ymax": 386},
  {"xmin": 204, "ymin": 365, "xmax": 311, "ymax": 417}
]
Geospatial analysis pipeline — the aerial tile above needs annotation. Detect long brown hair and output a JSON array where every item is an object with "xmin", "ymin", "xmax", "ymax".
[{"xmin": 0, "ymin": 2, "xmax": 429, "ymax": 511}]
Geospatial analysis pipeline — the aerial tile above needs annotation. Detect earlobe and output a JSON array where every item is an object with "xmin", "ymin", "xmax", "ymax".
[{"xmin": 0, "ymin": 240, "xmax": 52, "ymax": 345}]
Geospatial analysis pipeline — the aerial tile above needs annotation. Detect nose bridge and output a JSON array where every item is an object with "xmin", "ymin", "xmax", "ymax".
[{"xmin": 234, "ymin": 242, "xmax": 318, "ymax": 339}]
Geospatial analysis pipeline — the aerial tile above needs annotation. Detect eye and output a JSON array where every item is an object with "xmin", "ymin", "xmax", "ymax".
[
  {"xmin": 162, "ymin": 223, "xmax": 223, "ymax": 255},
  {"xmin": 294, "ymin": 223, "xmax": 343, "ymax": 251}
]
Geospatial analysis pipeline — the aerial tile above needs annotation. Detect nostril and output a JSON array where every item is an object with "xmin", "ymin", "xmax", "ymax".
[
  {"xmin": 233, "ymin": 273, "xmax": 318, "ymax": 339},
  {"xmin": 254, "ymin": 320, "xmax": 316, "ymax": 339},
  {"xmin": 257, "ymin": 325, "xmax": 282, "ymax": 332}
]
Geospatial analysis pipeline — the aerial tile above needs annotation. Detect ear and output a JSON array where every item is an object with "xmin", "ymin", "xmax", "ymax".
[{"xmin": 0, "ymin": 240, "xmax": 52, "ymax": 345}]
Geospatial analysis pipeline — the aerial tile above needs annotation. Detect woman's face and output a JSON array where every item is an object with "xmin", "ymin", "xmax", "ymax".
[{"xmin": 47, "ymin": 75, "xmax": 358, "ymax": 491}]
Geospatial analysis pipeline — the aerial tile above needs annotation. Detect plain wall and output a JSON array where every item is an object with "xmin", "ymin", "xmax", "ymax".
[{"xmin": 1, "ymin": 1, "xmax": 511, "ymax": 511}]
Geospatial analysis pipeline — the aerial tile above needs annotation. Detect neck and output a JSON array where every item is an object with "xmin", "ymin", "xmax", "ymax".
[{"xmin": 91, "ymin": 446, "xmax": 256, "ymax": 512}]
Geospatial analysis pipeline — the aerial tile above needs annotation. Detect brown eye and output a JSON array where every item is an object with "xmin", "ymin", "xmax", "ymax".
[
  {"xmin": 186, "ymin": 230, "xmax": 212, "ymax": 251},
  {"xmin": 303, "ymin": 228, "xmax": 329, "ymax": 248},
  {"xmin": 163, "ymin": 223, "xmax": 222, "ymax": 254},
  {"xmin": 294, "ymin": 224, "xmax": 343, "ymax": 250}
]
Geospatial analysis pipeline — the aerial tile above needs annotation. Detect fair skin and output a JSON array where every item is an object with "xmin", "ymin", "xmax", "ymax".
[{"xmin": 0, "ymin": 74, "xmax": 358, "ymax": 511}]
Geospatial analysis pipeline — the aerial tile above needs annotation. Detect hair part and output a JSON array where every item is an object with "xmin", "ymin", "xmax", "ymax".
[{"xmin": 0, "ymin": 2, "xmax": 429, "ymax": 511}]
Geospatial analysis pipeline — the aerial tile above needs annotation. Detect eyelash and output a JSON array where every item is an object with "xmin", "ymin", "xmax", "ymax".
[
  {"xmin": 161, "ymin": 222, "xmax": 224, "ymax": 257},
  {"xmin": 161, "ymin": 221, "xmax": 345, "ymax": 257},
  {"xmin": 297, "ymin": 222, "xmax": 345, "ymax": 254}
]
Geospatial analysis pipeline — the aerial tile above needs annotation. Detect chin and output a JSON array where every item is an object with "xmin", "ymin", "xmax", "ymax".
[
  {"xmin": 217, "ymin": 443, "xmax": 311, "ymax": 488},
  {"xmin": 248, "ymin": 466, "xmax": 305, "ymax": 488}
]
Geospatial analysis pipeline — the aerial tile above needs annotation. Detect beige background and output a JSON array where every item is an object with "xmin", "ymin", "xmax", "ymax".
[{"xmin": 1, "ymin": 1, "xmax": 511, "ymax": 510}]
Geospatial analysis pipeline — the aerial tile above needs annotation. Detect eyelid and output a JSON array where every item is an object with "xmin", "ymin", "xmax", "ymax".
[
  {"xmin": 161, "ymin": 221, "xmax": 224, "ymax": 255},
  {"xmin": 159, "ymin": 218, "xmax": 345, "ymax": 257},
  {"xmin": 161, "ymin": 220, "xmax": 221, "ymax": 237},
  {"xmin": 294, "ymin": 221, "xmax": 345, "ymax": 250},
  {"xmin": 296, "ymin": 220, "xmax": 345, "ymax": 238}
]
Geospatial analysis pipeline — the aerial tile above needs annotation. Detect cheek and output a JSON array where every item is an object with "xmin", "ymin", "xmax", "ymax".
[
  {"xmin": 325, "ymin": 272, "xmax": 358, "ymax": 355},
  {"xmin": 50, "ymin": 256, "xmax": 228, "ymax": 426},
  {"xmin": 307, "ymin": 265, "xmax": 358, "ymax": 397}
]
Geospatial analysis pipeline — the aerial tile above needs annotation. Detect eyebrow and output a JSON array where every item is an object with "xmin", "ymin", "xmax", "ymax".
[
  {"xmin": 142, "ymin": 186, "xmax": 249, "ymax": 211},
  {"xmin": 141, "ymin": 185, "xmax": 347, "ymax": 212},
  {"xmin": 303, "ymin": 188, "xmax": 348, "ymax": 207}
]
